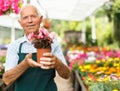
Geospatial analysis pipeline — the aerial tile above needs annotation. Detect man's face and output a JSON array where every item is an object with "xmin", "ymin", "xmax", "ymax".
[{"xmin": 19, "ymin": 6, "xmax": 42, "ymax": 35}]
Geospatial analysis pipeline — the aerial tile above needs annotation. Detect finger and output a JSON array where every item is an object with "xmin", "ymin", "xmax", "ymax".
[
  {"xmin": 40, "ymin": 65, "xmax": 54, "ymax": 69},
  {"xmin": 26, "ymin": 53, "xmax": 32, "ymax": 58},
  {"xmin": 28, "ymin": 59, "xmax": 41, "ymax": 67},
  {"xmin": 40, "ymin": 56, "xmax": 55, "ymax": 62},
  {"xmin": 40, "ymin": 65, "xmax": 49, "ymax": 69},
  {"xmin": 40, "ymin": 61, "xmax": 55, "ymax": 66},
  {"xmin": 28, "ymin": 53, "xmax": 32, "ymax": 57},
  {"xmin": 43, "ymin": 53, "xmax": 53, "ymax": 57},
  {"xmin": 40, "ymin": 57, "xmax": 51, "ymax": 62}
]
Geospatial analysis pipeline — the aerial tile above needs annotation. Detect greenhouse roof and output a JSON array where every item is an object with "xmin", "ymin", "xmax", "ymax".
[
  {"xmin": 0, "ymin": 0, "xmax": 109, "ymax": 28},
  {"xmin": 34, "ymin": 0, "xmax": 109, "ymax": 21}
]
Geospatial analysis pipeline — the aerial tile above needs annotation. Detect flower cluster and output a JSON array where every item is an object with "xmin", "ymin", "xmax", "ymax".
[
  {"xmin": 28, "ymin": 28, "xmax": 56, "ymax": 49},
  {"xmin": 67, "ymin": 46, "xmax": 120, "ymax": 91},
  {"xmin": 0, "ymin": 0, "xmax": 23, "ymax": 15}
]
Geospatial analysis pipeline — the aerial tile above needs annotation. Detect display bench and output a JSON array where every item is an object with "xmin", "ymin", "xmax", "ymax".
[
  {"xmin": 0, "ymin": 79, "xmax": 4, "ymax": 91},
  {"xmin": 0, "ymin": 79, "xmax": 14, "ymax": 91},
  {"xmin": 72, "ymin": 71, "xmax": 87, "ymax": 91}
]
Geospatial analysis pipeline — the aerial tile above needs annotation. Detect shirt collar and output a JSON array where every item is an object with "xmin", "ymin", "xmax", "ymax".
[{"xmin": 20, "ymin": 35, "xmax": 31, "ymax": 44}]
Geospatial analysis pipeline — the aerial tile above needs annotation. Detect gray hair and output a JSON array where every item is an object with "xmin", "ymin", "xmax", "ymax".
[{"xmin": 18, "ymin": 4, "xmax": 42, "ymax": 19}]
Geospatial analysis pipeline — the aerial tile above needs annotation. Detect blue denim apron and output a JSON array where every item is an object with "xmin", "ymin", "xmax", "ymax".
[{"xmin": 15, "ymin": 43, "xmax": 57, "ymax": 91}]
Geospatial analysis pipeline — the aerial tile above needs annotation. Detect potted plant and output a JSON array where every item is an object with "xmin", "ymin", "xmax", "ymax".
[
  {"xmin": 28, "ymin": 27, "xmax": 56, "ymax": 63},
  {"xmin": 0, "ymin": 0, "xmax": 23, "ymax": 15}
]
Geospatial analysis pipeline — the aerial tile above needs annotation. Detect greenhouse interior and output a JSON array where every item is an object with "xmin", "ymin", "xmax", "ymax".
[{"xmin": 0, "ymin": 0, "xmax": 120, "ymax": 91}]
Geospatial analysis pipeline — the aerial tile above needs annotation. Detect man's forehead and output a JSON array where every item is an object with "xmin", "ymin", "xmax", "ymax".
[{"xmin": 20, "ymin": 5, "xmax": 37, "ymax": 14}]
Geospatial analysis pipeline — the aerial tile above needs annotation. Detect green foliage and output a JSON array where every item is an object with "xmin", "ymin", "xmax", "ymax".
[
  {"xmin": 71, "ymin": 63, "xmax": 79, "ymax": 71},
  {"xmin": 0, "ymin": 56, "xmax": 6, "ymax": 76},
  {"xmin": 50, "ymin": 2, "xmax": 120, "ymax": 49},
  {"xmin": 113, "ymin": 13, "xmax": 120, "ymax": 43},
  {"xmin": 88, "ymin": 80, "xmax": 120, "ymax": 91},
  {"xmin": 116, "ymin": 80, "xmax": 120, "ymax": 90},
  {"xmin": 0, "ymin": 56, "xmax": 6, "ymax": 63},
  {"xmin": 85, "ymin": 18, "xmax": 93, "ymax": 46},
  {"xmin": 89, "ymin": 82, "xmax": 111, "ymax": 91},
  {"xmin": 103, "ymin": 0, "xmax": 120, "ymax": 42},
  {"xmin": 101, "ymin": 0, "xmax": 120, "ymax": 22},
  {"xmin": 112, "ymin": 0, "xmax": 120, "ymax": 14},
  {"xmin": 51, "ymin": 20, "xmax": 82, "ymax": 37}
]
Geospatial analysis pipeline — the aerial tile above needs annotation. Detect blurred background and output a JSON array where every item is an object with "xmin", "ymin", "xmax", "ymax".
[{"xmin": 0, "ymin": 0, "xmax": 120, "ymax": 91}]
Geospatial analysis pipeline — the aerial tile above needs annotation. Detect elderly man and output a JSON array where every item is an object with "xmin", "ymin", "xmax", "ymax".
[{"xmin": 2, "ymin": 4, "xmax": 70, "ymax": 91}]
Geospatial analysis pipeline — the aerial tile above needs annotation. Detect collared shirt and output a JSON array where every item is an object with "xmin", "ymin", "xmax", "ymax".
[{"xmin": 5, "ymin": 36, "xmax": 67, "ymax": 71}]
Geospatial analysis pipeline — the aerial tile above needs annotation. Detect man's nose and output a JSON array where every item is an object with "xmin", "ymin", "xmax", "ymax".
[{"xmin": 28, "ymin": 17, "xmax": 32, "ymax": 22}]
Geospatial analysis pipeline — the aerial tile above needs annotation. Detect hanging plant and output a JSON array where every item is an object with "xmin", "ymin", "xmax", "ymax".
[{"xmin": 0, "ymin": 0, "xmax": 23, "ymax": 15}]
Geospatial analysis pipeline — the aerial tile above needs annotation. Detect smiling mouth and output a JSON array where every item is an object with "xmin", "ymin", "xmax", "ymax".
[{"xmin": 27, "ymin": 25, "xmax": 35, "ymax": 28}]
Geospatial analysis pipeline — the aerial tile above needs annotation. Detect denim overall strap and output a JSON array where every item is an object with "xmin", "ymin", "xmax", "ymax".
[{"xmin": 15, "ymin": 42, "xmax": 57, "ymax": 91}]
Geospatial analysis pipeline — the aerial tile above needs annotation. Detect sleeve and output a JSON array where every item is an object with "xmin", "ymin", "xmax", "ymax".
[
  {"xmin": 5, "ymin": 43, "xmax": 19, "ymax": 71},
  {"xmin": 52, "ymin": 38, "xmax": 68, "ymax": 66}
]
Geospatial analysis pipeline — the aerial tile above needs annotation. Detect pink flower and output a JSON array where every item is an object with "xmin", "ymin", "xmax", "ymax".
[
  {"xmin": 110, "ymin": 74, "xmax": 119, "ymax": 81},
  {"xmin": 28, "ymin": 32, "xmax": 34, "ymax": 40},
  {"xmin": 0, "ymin": 11, "xmax": 2, "ymax": 15},
  {"xmin": 28, "ymin": 27, "xmax": 56, "ymax": 41},
  {"xmin": 28, "ymin": 28, "xmax": 56, "ymax": 49},
  {"xmin": 37, "ymin": 32, "xmax": 43, "ymax": 39},
  {"xmin": 39, "ymin": 28, "xmax": 49, "ymax": 37},
  {"xmin": 49, "ymin": 32, "xmax": 57, "ymax": 40},
  {"xmin": 0, "ymin": 0, "xmax": 23, "ymax": 15}
]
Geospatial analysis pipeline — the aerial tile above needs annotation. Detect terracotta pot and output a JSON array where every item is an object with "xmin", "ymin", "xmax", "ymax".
[{"xmin": 37, "ymin": 48, "xmax": 51, "ymax": 63}]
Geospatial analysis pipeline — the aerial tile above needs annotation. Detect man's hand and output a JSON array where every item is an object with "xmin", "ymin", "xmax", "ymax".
[
  {"xmin": 39, "ymin": 52, "xmax": 57, "ymax": 69},
  {"xmin": 25, "ymin": 53, "xmax": 41, "ymax": 67}
]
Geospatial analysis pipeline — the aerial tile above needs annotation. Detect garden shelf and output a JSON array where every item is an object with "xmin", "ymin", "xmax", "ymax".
[
  {"xmin": 72, "ymin": 70, "xmax": 87, "ymax": 91},
  {"xmin": 0, "ymin": 78, "xmax": 14, "ymax": 91},
  {"xmin": 0, "ymin": 79, "xmax": 4, "ymax": 91}
]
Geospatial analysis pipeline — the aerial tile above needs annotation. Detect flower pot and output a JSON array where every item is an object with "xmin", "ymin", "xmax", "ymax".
[{"xmin": 37, "ymin": 48, "xmax": 51, "ymax": 63}]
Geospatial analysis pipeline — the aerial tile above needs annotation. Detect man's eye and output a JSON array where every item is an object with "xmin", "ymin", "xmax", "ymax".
[
  {"xmin": 31, "ymin": 15, "xmax": 37, "ymax": 18},
  {"xmin": 22, "ymin": 16, "xmax": 28, "ymax": 20}
]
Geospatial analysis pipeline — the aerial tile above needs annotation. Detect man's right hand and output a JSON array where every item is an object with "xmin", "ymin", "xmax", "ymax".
[{"xmin": 25, "ymin": 53, "xmax": 41, "ymax": 68}]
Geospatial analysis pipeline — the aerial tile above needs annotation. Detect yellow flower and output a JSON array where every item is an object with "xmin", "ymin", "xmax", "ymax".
[
  {"xmin": 81, "ymin": 69, "xmax": 86, "ymax": 72},
  {"xmin": 79, "ymin": 65, "xmax": 83, "ymax": 70},
  {"xmin": 96, "ymin": 60, "xmax": 101, "ymax": 63},
  {"xmin": 112, "ymin": 89, "xmax": 118, "ymax": 91},
  {"xmin": 89, "ymin": 69, "xmax": 96, "ymax": 73},
  {"xmin": 102, "ymin": 76, "xmax": 109, "ymax": 82},
  {"xmin": 113, "ymin": 63, "xmax": 119, "ymax": 67},
  {"xmin": 102, "ymin": 66, "xmax": 108, "ymax": 71},
  {"xmin": 114, "ymin": 57, "xmax": 119, "ymax": 61},
  {"xmin": 88, "ymin": 78, "xmax": 92, "ymax": 81},
  {"xmin": 101, "ymin": 59, "xmax": 106, "ymax": 62},
  {"xmin": 79, "ymin": 65, "xmax": 86, "ymax": 72},
  {"xmin": 84, "ymin": 64, "xmax": 91, "ymax": 70},
  {"xmin": 108, "ymin": 58, "xmax": 113, "ymax": 62}
]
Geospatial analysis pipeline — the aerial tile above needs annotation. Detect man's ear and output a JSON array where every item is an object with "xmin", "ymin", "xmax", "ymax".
[
  {"xmin": 40, "ymin": 16, "xmax": 43, "ymax": 23},
  {"xmin": 40, "ymin": 16, "xmax": 43, "ymax": 19},
  {"xmin": 18, "ymin": 19, "xmax": 21, "ymax": 25},
  {"xmin": 18, "ymin": 19, "xmax": 23, "ymax": 28}
]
